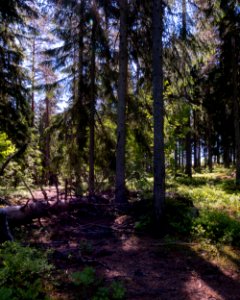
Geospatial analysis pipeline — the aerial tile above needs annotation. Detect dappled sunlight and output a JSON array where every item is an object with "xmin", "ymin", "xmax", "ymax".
[
  {"xmin": 183, "ymin": 276, "xmax": 224, "ymax": 300},
  {"xmin": 104, "ymin": 269, "xmax": 128, "ymax": 280},
  {"xmin": 120, "ymin": 234, "xmax": 141, "ymax": 252}
]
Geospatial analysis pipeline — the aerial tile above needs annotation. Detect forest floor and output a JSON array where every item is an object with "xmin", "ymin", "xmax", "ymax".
[{"xmin": 11, "ymin": 184, "xmax": 240, "ymax": 300}]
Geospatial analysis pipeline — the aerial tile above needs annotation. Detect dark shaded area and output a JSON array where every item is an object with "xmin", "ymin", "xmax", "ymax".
[
  {"xmin": 14, "ymin": 198, "xmax": 240, "ymax": 300},
  {"xmin": 0, "ymin": 210, "xmax": 13, "ymax": 243}
]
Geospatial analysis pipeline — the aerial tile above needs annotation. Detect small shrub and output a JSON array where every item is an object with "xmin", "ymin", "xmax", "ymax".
[
  {"xmin": 192, "ymin": 210, "xmax": 240, "ymax": 246},
  {"xmin": 92, "ymin": 287, "xmax": 109, "ymax": 300},
  {"xmin": 70, "ymin": 267, "xmax": 125, "ymax": 300},
  {"xmin": 0, "ymin": 241, "xmax": 53, "ymax": 300},
  {"xmin": 165, "ymin": 196, "xmax": 197, "ymax": 236},
  {"xmin": 71, "ymin": 267, "xmax": 96, "ymax": 287},
  {"xmin": 134, "ymin": 215, "xmax": 152, "ymax": 232},
  {"xmin": 110, "ymin": 281, "xmax": 125, "ymax": 300}
]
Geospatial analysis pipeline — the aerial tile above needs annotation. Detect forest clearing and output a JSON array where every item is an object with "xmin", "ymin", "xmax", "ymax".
[
  {"xmin": 0, "ymin": 0, "xmax": 240, "ymax": 299},
  {"xmin": 1, "ymin": 170, "xmax": 240, "ymax": 299}
]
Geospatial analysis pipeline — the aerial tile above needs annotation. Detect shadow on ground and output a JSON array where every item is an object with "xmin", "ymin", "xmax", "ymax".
[{"xmin": 21, "ymin": 208, "xmax": 240, "ymax": 300}]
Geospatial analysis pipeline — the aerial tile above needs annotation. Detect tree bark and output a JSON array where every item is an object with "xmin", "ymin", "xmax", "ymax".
[
  {"xmin": 182, "ymin": 0, "xmax": 192, "ymax": 177},
  {"xmin": 75, "ymin": 0, "xmax": 85, "ymax": 196},
  {"xmin": 115, "ymin": 0, "xmax": 128, "ymax": 205},
  {"xmin": 152, "ymin": 0, "xmax": 165, "ymax": 225},
  {"xmin": 185, "ymin": 114, "xmax": 192, "ymax": 177},
  {"xmin": 89, "ymin": 2, "xmax": 97, "ymax": 196},
  {"xmin": 44, "ymin": 96, "xmax": 51, "ymax": 184},
  {"xmin": 31, "ymin": 38, "xmax": 36, "ymax": 126},
  {"xmin": 232, "ymin": 36, "xmax": 240, "ymax": 185},
  {"xmin": 207, "ymin": 115, "xmax": 213, "ymax": 172},
  {"xmin": 0, "ymin": 198, "xmax": 103, "ymax": 243}
]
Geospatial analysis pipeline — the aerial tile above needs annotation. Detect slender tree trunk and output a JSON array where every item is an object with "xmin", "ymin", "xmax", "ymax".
[
  {"xmin": 152, "ymin": 0, "xmax": 165, "ymax": 225},
  {"xmin": 207, "ymin": 139, "xmax": 213, "ymax": 172},
  {"xmin": 115, "ymin": 0, "xmax": 128, "ymax": 205},
  {"xmin": 193, "ymin": 110, "xmax": 198, "ymax": 170},
  {"xmin": 31, "ymin": 38, "xmax": 36, "ymax": 126},
  {"xmin": 181, "ymin": 0, "xmax": 192, "ymax": 177},
  {"xmin": 45, "ymin": 96, "xmax": 51, "ymax": 184},
  {"xmin": 232, "ymin": 36, "xmax": 240, "ymax": 185},
  {"xmin": 216, "ymin": 136, "xmax": 220, "ymax": 165},
  {"xmin": 197, "ymin": 140, "xmax": 201, "ymax": 168},
  {"xmin": 207, "ymin": 116, "xmax": 213, "ymax": 172},
  {"xmin": 185, "ymin": 114, "xmax": 192, "ymax": 177},
  {"xmin": 223, "ymin": 142, "xmax": 230, "ymax": 168},
  {"xmin": 174, "ymin": 141, "xmax": 179, "ymax": 174},
  {"xmin": 89, "ymin": 4, "xmax": 97, "ymax": 196},
  {"xmin": 75, "ymin": 0, "xmax": 85, "ymax": 196}
]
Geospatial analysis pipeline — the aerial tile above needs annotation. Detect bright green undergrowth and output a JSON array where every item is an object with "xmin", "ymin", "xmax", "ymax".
[
  {"xmin": 171, "ymin": 170, "xmax": 240, "ymax": 216},
  {"xmin": 167, "ymin": 168, "xmax": 240, "ymax": 247}
]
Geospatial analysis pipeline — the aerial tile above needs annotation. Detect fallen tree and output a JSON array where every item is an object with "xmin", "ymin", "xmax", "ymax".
[
  {"xmin": 0, "ymin": 199, "xmax": 68, "ymax": 243},
  {"xmin": 0, "ymin": 196, "xmax": 115, "ymax": 243}
]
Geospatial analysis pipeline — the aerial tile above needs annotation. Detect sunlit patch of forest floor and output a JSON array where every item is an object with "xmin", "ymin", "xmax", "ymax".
[{"xmin": 4, "ymin": 168, "xmax": 240, "ymax": 299}]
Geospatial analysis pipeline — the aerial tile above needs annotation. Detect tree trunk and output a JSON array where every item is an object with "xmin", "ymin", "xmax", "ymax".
[
  {"xmin": 89, "ymin": 3, "xmax": 97, "ymax": 196},
  {"xmin": 193, "ymin": 110, "xmax": 198, "ymax": 171},
  {"xmin": 174, "ymin": 141, "xmax": 179, "ymax": 174},
  {"xmin": 232, "ymin": 36, "xmax": 240, "ymax": 185},
  {"xmin": 44, "ymin": 96, "xmax": 51, "ymax": 184},
  {"xmin": 216, "ymin": 137, "xmax": 220, "ymax": 165},
  {"xmin": 208, "ymin": 139, "xmax": 213, "ymax": 172},
  {"xmin": 197, "ymin": 140, "xmax": 201, "ymax": 169},
  {"xmin": 152, "ymin": 0, "xmax": 165, "ymax": 226},
  {"xmin": 223, "ymin": 143, "xmax": 230, "ymax": 168},
  {"xmin": 0, "ymin": 198, "xmax": 104, "ymax": 243},
  {"xmin": 207, "ymin": 115, "xmax": 213, "ymax": 172},
  {"xmin": 31, "ymin": 38, "xmax": 36, "ymax": 126},
  {"xmin": 185, "ymin": 115, "xmax": 192, "ymax": 177},
  {"xmin": 115, "ymin": 0, "xmax": 128, "ymax": 205},
  {"xmin": 75, "ymin": 0, "xmax": 85, "ymax": 196},
  {"xmin": 182, "ymin": 0, "xmax": 192, "ymax": 177}
]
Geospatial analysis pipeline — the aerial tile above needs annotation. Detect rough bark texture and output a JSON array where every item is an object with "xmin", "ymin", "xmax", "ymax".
[
  {"xmin": 115, "ymin": 0, "xmax": 128, "ymax": 205},
  {"xmin": 152, "ymin": 0, "xmax": 165, "ymax": 225},
  {"xmin": 75, "ymin": 0, "xmax": 85, "ymax": 196},
  {"xmin": 89, "ymin": 3, "xmax": 96, "ymax": 196},
  {"xmin": 185, "ymin": 115, "xmax": 192, "ymax": 177},
  {"xmin": 182, "ymin": 0, "xmax": 192, "ymax": 178},
  {"xmin": 207, "ymin": 118, "xmax": 213, "ymax": 173},
  {"xmin": 232, "ymin": 36, "xmax": 240, "ymax": 186},
  {"xmin": 31, "ymin": 38, "xmax": 36, "ymax": 125}
]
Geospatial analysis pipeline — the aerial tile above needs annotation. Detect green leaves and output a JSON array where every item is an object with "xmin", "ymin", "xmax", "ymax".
[
  {"xmin": 0, "ymin": 133, "xmax": 15, "ymax": 164},
  {"xmin": 70, "ymin": 267, "xmax": 125, "ymax": 300},
  {"xmin": 0, "ymin": 242, "xmax": 53, "ymax": 300},
  {"xmin": 71, "ymin": 267, "xmax": 96, "ymax": 287}
]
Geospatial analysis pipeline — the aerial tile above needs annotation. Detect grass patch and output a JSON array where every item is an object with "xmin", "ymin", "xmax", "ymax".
[
  {"xmin": 167, "ymin": 168, "xmax": 240, "ymax": 251},
  {"xmin": 170, "ymin": 170, "xmax": 240, "ymax": 218},
  {"xmin": 192, "ymin": 210, "xmax": 240, "ymax": 246}
]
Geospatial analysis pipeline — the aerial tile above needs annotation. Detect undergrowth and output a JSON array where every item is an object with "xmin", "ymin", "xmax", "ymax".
[
  {"xmin": 134, "ymin": 168, "xmax": 240, "ymax": 249},
  {"xmin": 0, "ymin": 242, "xmax": 53, "ymax": 300},
  {"xmin": 70, "ymin": 266, "xmax": 125, "ymax": 300}
]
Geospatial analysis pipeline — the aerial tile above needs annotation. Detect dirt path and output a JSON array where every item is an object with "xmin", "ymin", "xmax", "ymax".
[
  {"xmin": 12, "ymin": 189, "xmax": 240, "ymax": 299},
  {"xmin": 18, "ymin": 200, "xmax": 240, "ymax": 300}
]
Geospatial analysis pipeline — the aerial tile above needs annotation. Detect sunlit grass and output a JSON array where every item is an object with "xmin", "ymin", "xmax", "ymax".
[{"xmin": 169, "ymin": 168, "xmax": 240, "ymax": 218}]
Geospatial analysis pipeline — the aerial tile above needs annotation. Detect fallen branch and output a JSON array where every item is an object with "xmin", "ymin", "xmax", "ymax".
[{"xmin": 0, "ymin": 198, "xmax": 111, "ymax": 243}]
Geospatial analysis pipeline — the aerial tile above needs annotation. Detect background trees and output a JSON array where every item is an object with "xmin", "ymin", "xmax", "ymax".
[{"xmin": 0, "ymin": 0, "xmax": 239, "ymax": 222}]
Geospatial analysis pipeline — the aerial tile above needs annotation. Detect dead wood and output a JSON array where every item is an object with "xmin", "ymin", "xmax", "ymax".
[{"xmin": 0, "ymin": 197, "xmax": 113, "ymax": 243}]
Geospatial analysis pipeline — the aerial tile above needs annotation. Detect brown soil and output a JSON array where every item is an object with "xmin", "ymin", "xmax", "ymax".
[{"xmin": 13, "ymin": 190, "xmax": 240, "ymax": 300}]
